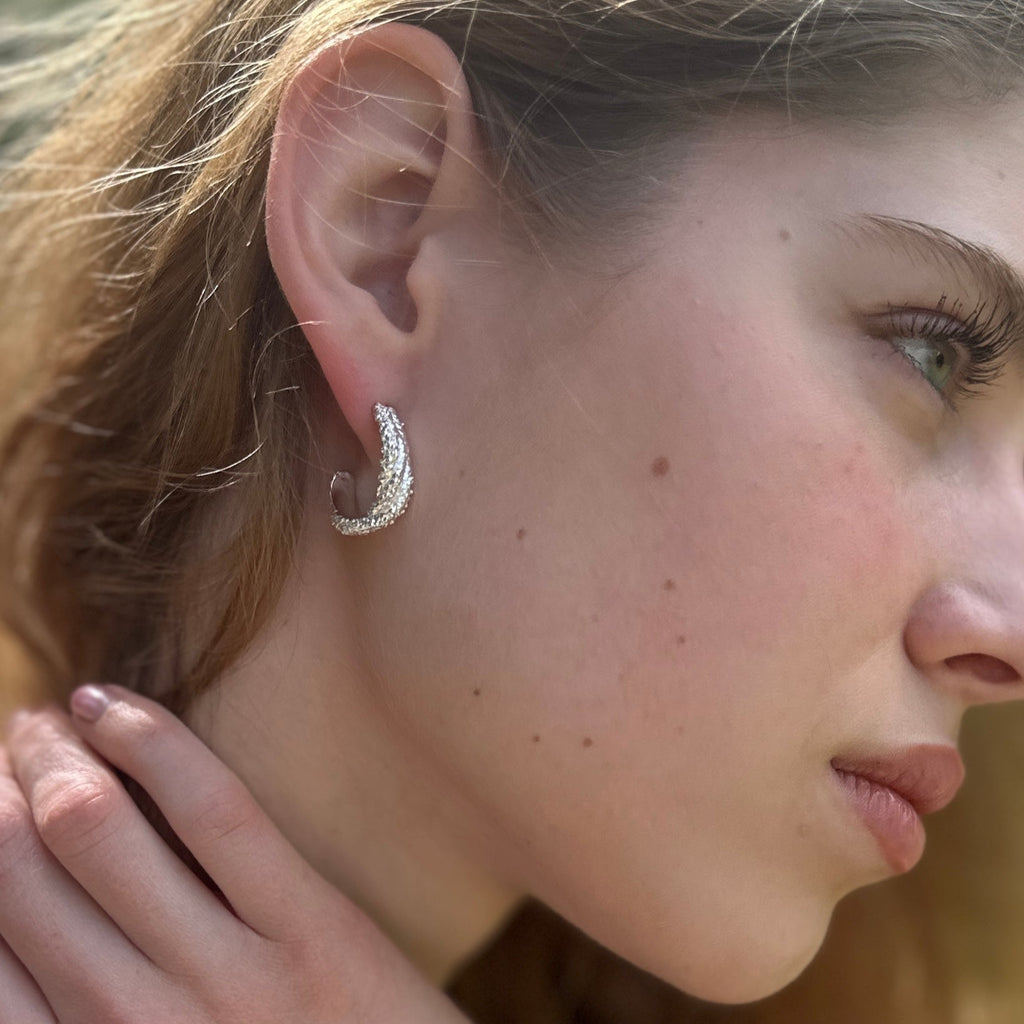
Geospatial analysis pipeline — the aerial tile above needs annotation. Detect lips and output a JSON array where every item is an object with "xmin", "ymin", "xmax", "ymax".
[
  {"xmin": 830, "ymin": 745, "xmax": 965, "ymax": 816},
  {"xmin": 830, "ymin": 744, "xmax": 966, "ymax": 873}
]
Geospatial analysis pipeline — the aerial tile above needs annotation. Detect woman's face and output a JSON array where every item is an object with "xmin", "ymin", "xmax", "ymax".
[{"xmin": 346, "ymin": 93, "xmax": 1024, "ymax": 1000}]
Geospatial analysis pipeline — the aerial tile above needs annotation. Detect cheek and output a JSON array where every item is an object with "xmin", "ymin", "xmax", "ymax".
[
  {"xmin": 653, "ymin": 308, "xmax": 915, "ymax": 664},
  {"xmin": 823, "ymin": 446, "xmax": 909, "ymax": 583},
  {"xmin": 741, "ymin": 439, "xmax": 910, "ymax": 639},
  {"xmin": 616, "ymin": 441, "xmax": 911, "ymax": 746}
]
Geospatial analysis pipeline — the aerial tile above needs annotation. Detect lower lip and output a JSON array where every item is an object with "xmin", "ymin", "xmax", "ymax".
[{"xmin": 833, "ymin": 767, "xmax": 925, "ymax": 874}]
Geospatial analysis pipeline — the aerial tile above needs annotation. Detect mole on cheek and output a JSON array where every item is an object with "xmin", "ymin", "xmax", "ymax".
[
  {"xmin": 778, "ymin": 227, "xmax": 792, "ymax": 242},
  {"xmin": 663, "ymin": 578, "xmax": 676, "ymax": 591},
  {"xmin": 473, "ymin": 688, "xmax": 481, "ymax": 697},
  {"xmin": 582, "ymin": 737, "xmax": 594, "ymax": 748},
  {"xmin": 651, "ymin": 456, "xmax": 670, "ymax": 477},
  {"xmin": 516, "ymin": 527, "xmax": 527, "ymax": 540}
]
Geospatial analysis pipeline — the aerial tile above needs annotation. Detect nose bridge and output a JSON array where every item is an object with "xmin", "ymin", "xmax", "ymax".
[{"xmin": 965, "ymin": 480, "xmax": 1024, "ymax": 602}]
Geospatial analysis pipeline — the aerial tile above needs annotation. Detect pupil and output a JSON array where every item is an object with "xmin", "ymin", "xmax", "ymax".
[{"xmin": 936, "ymin": 351, "xmax": 945, "ymax": 368}]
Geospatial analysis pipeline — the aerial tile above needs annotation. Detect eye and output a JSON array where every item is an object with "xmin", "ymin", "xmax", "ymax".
[
  {"xmin": 891, "ymin": 332, "xmax": 957, "ymax": 394},
  {"xmin": 864, "ymin": 297, "xmax": 1015, "ymax": 412}
]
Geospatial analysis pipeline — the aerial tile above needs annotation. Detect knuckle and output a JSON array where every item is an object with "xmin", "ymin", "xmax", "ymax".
[
  {"xmin": 35, "ymin": 776, "xmax": 121, "ymax": 860},
  {"xmin": 190, "ymin": 783, "xmax": 258, "ymax": 845},
  {"xmin": 96, "ymin": 1003, "xmax": 152, "ymax": 1024},
  {"xmin": 268, "ymin": 928, "xmax": 358, "ymax": 1014},
  {"xmin": 82, "ymin": 989, "xmax": 157, "ymax": 1024}
]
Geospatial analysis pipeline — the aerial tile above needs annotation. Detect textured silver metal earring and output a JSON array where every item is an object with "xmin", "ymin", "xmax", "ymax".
[{"xmin": 330, "ymin": 403, "xmax": 413, "ymax": 535}]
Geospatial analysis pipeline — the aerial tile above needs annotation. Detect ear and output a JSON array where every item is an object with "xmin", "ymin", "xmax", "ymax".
[{"xmin": 265, "ymin": 24, "xmax": 486, "ymax": 468}]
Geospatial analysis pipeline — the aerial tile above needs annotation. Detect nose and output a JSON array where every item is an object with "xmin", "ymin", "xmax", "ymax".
[{"xmin": 904, "ymin": 578, "xmax": 1024, "ymax": 707}]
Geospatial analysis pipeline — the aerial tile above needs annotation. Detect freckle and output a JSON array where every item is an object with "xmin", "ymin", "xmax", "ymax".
[
  {"xmin": 459, "ymin": 468, "xmax": 466, "ymax": 478},
  {"xmin": 998, "ymin": 169, "xmax": 1006, "ymax": 180},
  {"xmin": 516, "ymin": 527, "xmax": 527, "ymax": 540},
  {"xmin": 778, "ymin": 227, "xmax": 791, "ymax": 242},
  {"xmin": 582, "ymin": 737, "xmax": 594, "ymax": 748},
  {"xmin": 676, "ymin": 635, "xmax": 686, "ymax": 645},
  {"xmin": 798, "ymin": 822, "xmax": 810, "ymax": 839},
  {"xmin": 590, "ymin": 613, "xmax": 599, "ymax": 624},
  {"xmin": 651, "ymin": 456, "xmax": 670, "ymax": 477},
  {"xmin": 473, "ymin": 688, "xmax": 481, "ymax": 696},
  {"xmin": 663, "ymin": 578, "xmax": 676, "ymax": 591},
  {"xmin": 696, "ymin": 218, "xmax": 705, "ymax": 227},
  {"xmin": 532, "ymin": 734, "xmax": 541, "ymax": 743}
]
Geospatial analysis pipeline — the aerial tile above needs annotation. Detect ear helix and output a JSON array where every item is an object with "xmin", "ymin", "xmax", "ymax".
[{"xmin": 330, "ymin": 404, "xmax": 413, "ymax": 535}]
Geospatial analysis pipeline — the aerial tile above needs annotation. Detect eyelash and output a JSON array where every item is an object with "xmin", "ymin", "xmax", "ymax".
[{"xmin": 877, "ymin": 294, "xmax": 1018, "ymax": 412}]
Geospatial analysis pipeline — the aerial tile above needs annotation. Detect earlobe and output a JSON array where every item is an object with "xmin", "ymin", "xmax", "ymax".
[{"xmin": 264, "ymin": 24, "xmax": 483, "ymax": 456}]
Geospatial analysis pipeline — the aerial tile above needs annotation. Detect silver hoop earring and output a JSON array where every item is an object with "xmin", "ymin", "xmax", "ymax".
[{"xmin": 330, "ymin": 403, "xmax": 413, "ymax": 536}]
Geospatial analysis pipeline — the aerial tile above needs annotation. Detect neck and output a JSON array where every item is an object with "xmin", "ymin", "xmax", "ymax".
[{"xmin": 184, "ymin": 528, "xmax": 523, "ymax": 984}]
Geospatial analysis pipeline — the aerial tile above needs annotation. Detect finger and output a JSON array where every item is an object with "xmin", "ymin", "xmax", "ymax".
[
  {"xmin": 0, "ymin": 935, "xmax": 57, "ymax": 1024},
  {"xmin": 7, "ymin": 709, "xmax": 246, "ymax": 972},
  {"xmin": 69, "ymin": 685, "xmax": 334, "ymax": 939},
  {"xmin": 0, "ymin": 744, "xmax": 152, "ymax": 1018}
]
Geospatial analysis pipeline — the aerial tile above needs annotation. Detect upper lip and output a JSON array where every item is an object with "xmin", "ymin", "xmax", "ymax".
[{"xmin": 830, "ymin": 744, "xmax": 965, "ymax": 815}]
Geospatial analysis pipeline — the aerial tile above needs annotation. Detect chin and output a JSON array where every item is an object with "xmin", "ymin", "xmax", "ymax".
[
  {"xmin": 680, "ymin": 942, "xmax": 821, "ymax": 1006},
  {"xmin": 629, "ymin": 903, "xmax": 832, "ymax": 1006}
]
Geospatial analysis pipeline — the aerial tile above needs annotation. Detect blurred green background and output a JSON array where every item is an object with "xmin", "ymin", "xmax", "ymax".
[{"xmin": 2, "ymin": 0, "xmax": 83, "ymax": 13}]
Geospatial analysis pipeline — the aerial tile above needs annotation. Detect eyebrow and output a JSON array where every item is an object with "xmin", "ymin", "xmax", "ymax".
[{"xmin": 829, "ymin": 213, "xmax": 1024, "ymax": 372}]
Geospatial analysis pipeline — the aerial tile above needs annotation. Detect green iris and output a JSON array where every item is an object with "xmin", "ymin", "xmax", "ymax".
[{"xmin": 900, "ymin": 336, "xmax": 956, "ymax": 393}]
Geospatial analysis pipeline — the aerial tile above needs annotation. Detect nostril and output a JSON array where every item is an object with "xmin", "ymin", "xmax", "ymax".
[{"xmin": 945, "ymin": 653, "xmax": 1021, "ymax": 684}]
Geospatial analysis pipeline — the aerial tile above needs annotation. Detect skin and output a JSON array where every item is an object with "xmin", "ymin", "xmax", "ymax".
[{"xmin": 5, "ymin": 24, "xmax": 1024, "ymax": 1015}]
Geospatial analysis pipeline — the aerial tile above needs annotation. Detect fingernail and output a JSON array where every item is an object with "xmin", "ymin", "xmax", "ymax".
[{"xmin": 70, "ymin": 684, "xmax": 111, "ymax": 723}]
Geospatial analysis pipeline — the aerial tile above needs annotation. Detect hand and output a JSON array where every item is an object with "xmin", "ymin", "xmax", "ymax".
[{"xmin": 0, "ymin": 686, "xmax": 470, "ymax": 1024}]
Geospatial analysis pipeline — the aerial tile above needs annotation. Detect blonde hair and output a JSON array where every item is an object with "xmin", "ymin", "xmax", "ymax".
[{"xmin": 3, "ymin": 1, "xmax": 1024, "ymax": 1020}]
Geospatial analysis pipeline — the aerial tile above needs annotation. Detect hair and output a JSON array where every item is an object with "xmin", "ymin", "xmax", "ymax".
[{"xmin": 3, "ymin": 1, "xmax": 1024, "ymax": 1020}]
